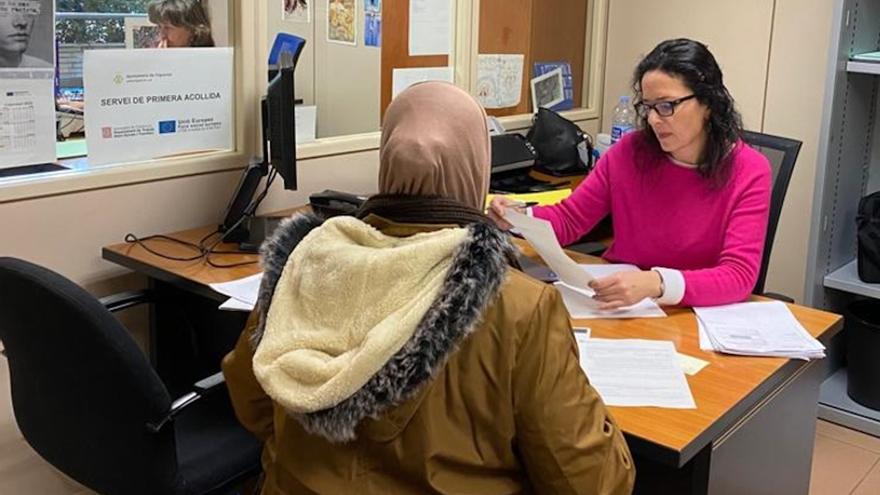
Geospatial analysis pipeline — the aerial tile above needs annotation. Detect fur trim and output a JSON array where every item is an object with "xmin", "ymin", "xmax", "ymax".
[
  {"xmin": 252, "ymin": 213, "xmax": 324, "ymax": 347},
  {"xmin": 297, "ymin": 223, "xmax": 515, "ymax": 442}
]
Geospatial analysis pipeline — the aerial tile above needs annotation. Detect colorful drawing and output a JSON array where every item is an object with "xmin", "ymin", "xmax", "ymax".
[{"xmin": 327, "ymin": 0, "xmax": 356, "ymax": 45}]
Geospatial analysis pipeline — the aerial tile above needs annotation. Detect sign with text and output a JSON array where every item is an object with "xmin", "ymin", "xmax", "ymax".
[{"xmin": 84, "ymin": 48, "xmax": 234, "ymax": 166}]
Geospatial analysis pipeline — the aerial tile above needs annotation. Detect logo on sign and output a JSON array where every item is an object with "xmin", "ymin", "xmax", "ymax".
[
  {"xmin": 101, "ymin": 127, "xmax": 113, "ymax": 138},
  {"xmin": 158, "ymin": 120, "xmax": 177, "ymax": 134}
]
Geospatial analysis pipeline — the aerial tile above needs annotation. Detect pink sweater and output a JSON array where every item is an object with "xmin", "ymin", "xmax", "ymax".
[{"xmin": 532, "ymin": 132, "xmax": 771, "ymax": 307}]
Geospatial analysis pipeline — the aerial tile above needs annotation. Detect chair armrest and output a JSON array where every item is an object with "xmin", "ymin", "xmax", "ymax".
[
  {"xmin": 99, "ymin": 289, "xmax": 155, "ymax": 312},
  {"xmin": 146, "ymin": 371, "xmax": 226, "ymax": 433},
  {"xmin": 761, "ymin": 292, "xmax": 795, "ymax": 303}
]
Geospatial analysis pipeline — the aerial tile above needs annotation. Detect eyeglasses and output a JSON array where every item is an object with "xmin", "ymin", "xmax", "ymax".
[{"xmin": 634, "ymin": 94, "xmax": 697, "ymax": 118}]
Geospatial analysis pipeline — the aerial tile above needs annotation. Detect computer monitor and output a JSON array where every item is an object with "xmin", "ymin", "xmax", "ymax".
[
  {"xmin": 220, "ymin": 36, "xmax": 304, "ymax": 245},
  {"xmin": 265, "ymin": 51, "xmax": 297, "ymax": 190}
]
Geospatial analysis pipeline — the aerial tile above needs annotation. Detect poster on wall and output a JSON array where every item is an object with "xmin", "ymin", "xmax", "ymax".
[
  {"xmin": 0, "ymin": 0, "xmax": 57, "ymax": 169},
  {"xmin": 283, "ymin": 0, "xmax": 310, "ymax": 23},
  {"xmin": 327, "ymin": 0, "xmax": 356, "ymax": 46},
  {"xmin": 0, "ymin": 72, "xmax": 57, "ymax": 169},
  {"xmin": 476, "ymin": 54, "xmax": 524, "ymax": 109},
  {"xmin": 364, "ymin": 0, "xmax": 380, "ymax": 47},
  {"xmin": 84, "ymin": 48, "xmax": 234, "ymax": 166},
  {"xmin": 0, "ymin": 0, "xmax": 54, "ymax": 69}
]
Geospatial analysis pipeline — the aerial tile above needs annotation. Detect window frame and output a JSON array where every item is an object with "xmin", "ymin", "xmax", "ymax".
[
  {"xmin": 0, "ymin": 0, "xmax": 259, "ymax": 203},
  {"xmin": 0, "ymin": 0, "xmax": 608, "ymax": 203}
]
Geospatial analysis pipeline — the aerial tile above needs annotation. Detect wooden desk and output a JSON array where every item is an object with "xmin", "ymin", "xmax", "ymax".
[{"xmin": 104, "ymin": 218, "xmax": 842, "ymax": 495}]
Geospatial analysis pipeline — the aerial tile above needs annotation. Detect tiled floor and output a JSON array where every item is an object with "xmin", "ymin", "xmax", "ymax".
[{"xmin": 811, "ymin": 420, "xmax": 880, "ymax": 495}]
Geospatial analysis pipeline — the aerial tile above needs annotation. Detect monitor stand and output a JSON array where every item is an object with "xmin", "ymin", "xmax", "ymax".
[{"xmin": 235, "ymin": 216, "xmax": 285, "ymax": 253}]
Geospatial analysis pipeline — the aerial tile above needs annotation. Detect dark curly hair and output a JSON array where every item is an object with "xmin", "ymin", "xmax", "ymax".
[{"xmin": 632, "ymin": 38, "xmax": 742, "ymax": 184}]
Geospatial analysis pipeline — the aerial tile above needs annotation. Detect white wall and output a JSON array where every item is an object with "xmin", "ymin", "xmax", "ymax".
[
  {"xmin": 761, "ymin": 0, "xmax": 836, "ymax": 302},
  {"xmin": 601, "ymin": 0, "xmax": 774, "ymax": 133},
  {"xmin": 268, "ymin": 2, "xmax": 381, "ymax": 138},
  {"xmin": 601, "ymin": 0, "xmax": 836, "ymax": 302}
]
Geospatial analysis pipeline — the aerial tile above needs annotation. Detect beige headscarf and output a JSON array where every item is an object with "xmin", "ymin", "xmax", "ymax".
[{"xmin": 379, "ymin": 82, "xmax": 491, "ymax": 211}]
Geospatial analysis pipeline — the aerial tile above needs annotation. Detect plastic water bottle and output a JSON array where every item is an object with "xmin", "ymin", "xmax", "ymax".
[
  {"xmin": 611, "ymin": 96, "xmax": 635, "ymax": 144},
  {"xmin": 595, "ymin": 133, "xmax": 612, "ymax": 157}
]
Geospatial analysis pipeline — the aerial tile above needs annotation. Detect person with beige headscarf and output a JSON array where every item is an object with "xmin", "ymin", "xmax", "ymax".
[{"xmin": 222, "ymin": 82, "xmax": 634, "ymax": 495}]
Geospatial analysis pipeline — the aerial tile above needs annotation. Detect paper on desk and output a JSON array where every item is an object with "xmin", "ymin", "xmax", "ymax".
[
  {"xmin": 694, "ymin": 301, "xmax": 825, "ymax": 360},
  {"xmin": 503, "ymin": 209, "xmax": 594, "ymax": 291},
  {"xmin": 219, "ymin": 297, "xmax": 255, "ymax": 312},
  {"xmin": 554, "ymin": 264, "xmax": 666, "ymax": 319},
  {"xmin": 677, "ymin": 353, "xmax": 710, "ymax": 376},
  {"xmin": 209, "ymin": 273, "xmax": 263, "ymax": 311},
  {"xmin": 577, "ymin": 338, "xmax": 696, "ymax": 408}
]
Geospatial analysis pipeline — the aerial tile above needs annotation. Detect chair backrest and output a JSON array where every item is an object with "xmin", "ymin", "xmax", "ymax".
[
  {"xmin": 741, "ymin": 131, "xmax": 802, "ymax": 295},
  {"xmin": 0, "ymin": 258, "xmax": 181, "ymax": 495}
]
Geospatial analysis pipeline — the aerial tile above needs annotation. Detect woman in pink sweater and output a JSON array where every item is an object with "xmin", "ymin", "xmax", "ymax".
[{"xmin": 490, "ymin": 39, "xmax": 771, "ymax": 309}]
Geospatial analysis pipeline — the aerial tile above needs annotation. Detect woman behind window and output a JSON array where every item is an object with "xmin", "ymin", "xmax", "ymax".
[
  {"xmin": 491, "ymin": 38, "xmax": 772, "ymax": 309},
  {"xmin": 223, "ymin": 82, "xmax": 634, "ymax": 494},
  {"xmin": 147, "ymin": 0, "xmax": 215, "ymax": 48}
]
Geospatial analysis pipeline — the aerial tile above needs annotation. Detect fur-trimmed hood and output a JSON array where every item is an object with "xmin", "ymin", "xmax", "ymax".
[{"xmin": 251, "ymin": 213, "xmax": 516, "ymax": 442}]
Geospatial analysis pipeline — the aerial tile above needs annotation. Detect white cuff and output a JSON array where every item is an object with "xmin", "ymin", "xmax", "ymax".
[
  {"xmin": 651, "ymin": 267, "xmax": 685, "ymax": 305},
  {"xmin": 526, "ymin": 207, "xmax": 534, "ymax": 217}
]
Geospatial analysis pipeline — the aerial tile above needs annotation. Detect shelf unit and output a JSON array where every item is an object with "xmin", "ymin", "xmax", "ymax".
[
  {"xmin": 805, "ymin": 0, "xmax": 880, "ymax": 437},
  {"xmin": 848, "ymin": 61, "xmax": 880, "ymax": 75}
]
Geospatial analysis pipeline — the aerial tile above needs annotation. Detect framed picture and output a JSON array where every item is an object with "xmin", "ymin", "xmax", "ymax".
[
  {"xmin": 530, "ymin": 68, "xmax": 565, "ymax": 113},
  {"xmin": 327, "ymin": 0, "xmax": 357, "ymax": 46}
]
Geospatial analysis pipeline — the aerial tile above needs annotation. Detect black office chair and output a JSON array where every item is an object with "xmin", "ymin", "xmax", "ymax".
[
  {"xmin": 741, "ymin": 130, "xmax": 802, "ymax": 297},
  {"xmin": 0, "ymin": 257, "xmax": 262, "ymax": 495}
]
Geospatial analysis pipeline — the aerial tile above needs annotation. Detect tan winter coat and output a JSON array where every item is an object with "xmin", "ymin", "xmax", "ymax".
[{"xmin": 222, "ymin": 214, "xmax": 634, "ymax": 494}]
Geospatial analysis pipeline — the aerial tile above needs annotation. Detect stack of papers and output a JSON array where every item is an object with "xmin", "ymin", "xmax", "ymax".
[
  {"xmin": 504, "ymin": 209, "xmax": 665, "ymax": 319},
  {"xmin": 209, "ymin": 273, "xmax": 263, "ymax": 312},
  {"xmin": 694, "ymin": 301, "xmax": 825, "ymax": 360},
  {"xmin": 576, "ymin": 336, "xmax": 696, "ymax": 409}
]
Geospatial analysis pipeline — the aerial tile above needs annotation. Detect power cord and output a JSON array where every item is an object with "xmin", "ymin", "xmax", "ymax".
[{"xmin": 124, "ymin": 168, "xmax": 279, "ymax": 268}]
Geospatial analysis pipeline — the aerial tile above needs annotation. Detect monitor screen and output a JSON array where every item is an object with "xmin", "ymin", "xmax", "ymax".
[{"xmin": 266, "ymin": 52, "xmax": 297, "ymax": 190}]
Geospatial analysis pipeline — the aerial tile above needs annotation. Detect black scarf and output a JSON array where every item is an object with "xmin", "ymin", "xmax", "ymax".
[
  {"xmin": 356, "ymin": 194, "xmax": 494, "ymax": 228},
  {"xmin": 355, "ymin": 194, "xmax": 521, "ymax": 269}
]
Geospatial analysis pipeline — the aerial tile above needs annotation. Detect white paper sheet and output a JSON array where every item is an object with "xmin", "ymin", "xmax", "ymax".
[
  {"xmin": 476, "ymin": 54, "xmax": 524, "ymax": 108},
  {"xmin": 391, "ymin": 67, "xmax": 454, "ymax": 99},
  {"xmin": 84, "ymin": 48, "xmax": 234, "ymax": 166},
  {"xmin": 555, "ymin": 281, "xmax": 666, "ymax": 319},
  {"xmin": 409, "ymin": 0, "xmax": 451, "ymax": 56},
  {"xmin": 0, "ymin": 72, "xmax": 56, "ymax": 169},
  {"xmin": 503, "ymin": 209, "xmax": 594, "ymax": 290},
  {"xmin": 694, "ymin": 301, "xmax": 825, "ymax": 360},
  {"xmin": 577, "ymin": 338, "xmax": 696, "ymax": 408},
  {"xmin": 219, "ymin": 297, "xmax": 255, "ymax": 312},
  {"xmin": 295, "ymin": 105, "xmax": 317, "ymax": 143},
  {"xmin": 209, "ymin": 273, "xmax": 263, "ymax": 306}
]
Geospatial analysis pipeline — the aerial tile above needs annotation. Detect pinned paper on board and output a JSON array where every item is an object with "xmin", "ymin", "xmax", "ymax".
[
  {"xmin": 476, "ymin": 54, "xmax": 525, "ymax": 109},
  {"xmin": 391, "ymin": 67, "xmax": 454, "ymax": 99},
  {"xmin": 409, "ymin": 0, "xmax": 451, "ymax": 56}
]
